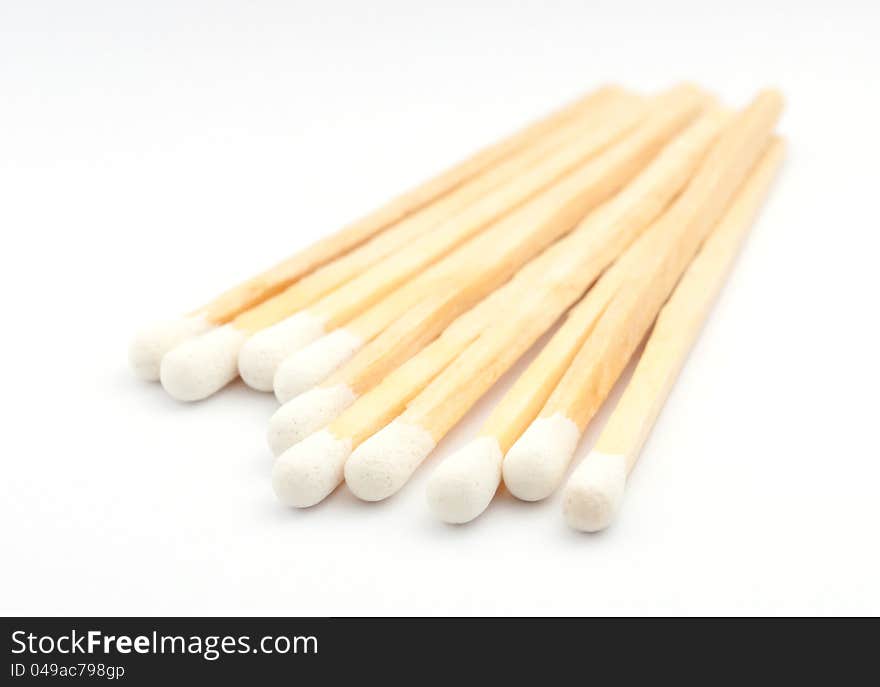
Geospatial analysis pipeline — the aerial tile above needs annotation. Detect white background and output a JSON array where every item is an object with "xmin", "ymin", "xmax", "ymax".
[{"xmin": 2, "ymin": 1, "xmax": 878, "ymax": 616}]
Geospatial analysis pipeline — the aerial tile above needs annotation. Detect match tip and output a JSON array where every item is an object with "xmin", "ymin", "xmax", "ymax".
[
  {"xmin": 562, "ymin": 452, "xmax": 627, "ymax": 532},
  {"xmin": 267, "ymin": 384, "xmax": 357, "ymax": 457},
  {"xmin": 271, "ymin": 429, "xmax": 352, "ymax": 508},
  {"xmin": 426, "ymin": 436, "xmax": 503, "ymax": 524},
  {"xmin": 159, "ymin": 324, "xmax": 247, "ymax": 401},
  {"xmin": 273, "ymin": 328, "xmax": 363, "ymax": 403},
  {"xmin": 129, "ymin": 314, "xmax": 212, "ymax": 381},
  {"xmin": 345, "ymin": 419, "xmax": 436, "ymax": 502},
  {"xmin": 502, "ymin": 414, "xmax": 581, "ymax": 502},
  {"xmin": 238, "ymin": 311, "xmax": 326, "ymax": 392}
]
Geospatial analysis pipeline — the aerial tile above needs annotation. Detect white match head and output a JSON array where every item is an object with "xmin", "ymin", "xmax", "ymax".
[
  {"xmin": 502, "ymin": 413, "xmax": 581, "ymax": 502},
  {"xmin": 272, "ymin": 429, "xmax": 352, "ymax": 508},
  {"xmin": 426, "ymin": 436, "xmax": 503, "ymax": 524},
  {"xmin": 344, "ymin": 419, "xmax": 436, "ymax": 502},
  {"xmin": 562, "ymin": 452, "xmax": 627, "ymax": 532},
  {"xmin": 267, "ymin": 384, "xmax": 357, "ymax": 457},
  {"xmin": 273, "ymin": 328, "xmax": 363, "ymax": 404},
  {"xmin": 237, "ymin": 311, "xmax": 326, "ymax": 392},
  {"xmin": 129, "ymin": 314, "xmax": 212, "ymax": 381},
  {"xmin": 159, "ymin": 324, "xmax": 247, "ymax": 401}
]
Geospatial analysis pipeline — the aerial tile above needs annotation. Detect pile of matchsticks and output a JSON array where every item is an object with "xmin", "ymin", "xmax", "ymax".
[{"xmin": 130, "ymin": 84, "xmax": 784, "ymax": 531}]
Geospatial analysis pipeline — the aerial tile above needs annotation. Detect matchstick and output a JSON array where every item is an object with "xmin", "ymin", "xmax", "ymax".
[
  {"xmin": 267, "ymin": 103, "xmax": 724, "ymax": 457},
  {"xmin": 501, "ymin": 90, "xmax": 783, "ymax": 503},
  {"xmin": 271, "ymin": 93, "xmax": 716, "ymax": 405},
  {"xmin": 563, "ymin": 138, "xmax": 785, "ymax": 532},
  {"xmin": 159, "ymin": 93, "xmax": 649, "ymax": 400},
  {"xmin": 128, "ymin": 85, "xmax": 622, "ymax": 381},
  {"xmin": 234, "ymin": 93, "xmax": 661, "ymax": 392}
]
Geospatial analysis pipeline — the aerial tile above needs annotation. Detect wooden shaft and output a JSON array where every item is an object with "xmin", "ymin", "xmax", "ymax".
[
  {"xmin": 343, "ymin": 184, "xmax": 668, "ymax": 439},
  {"xmin": 344, "ymin": 95, "xmax": 717, "ymax": 351},
  {"xmin": 336, "ymin": 95, "xmax": 725, "ymax": 441},
  {"xmin": 327, "ymin": 210, "xmax": 590, "ymax": 395},
  {"xmin": 198, "ymin": 85, "xmax": 625, "ymax": 323},
  {"xmin": 327, "ymin": 204, "xmax": 623, "ymax": 439},
  {"xmin": 304, "ymin": 92, "xmax": 655, "ymax": 329},
  {"xmin": 231, "ymin": 91, "xmax": 645, "ymax": 333},
  {"xmin": 476, "ymin": 107, "xmax": 730, "ymax": 451},
  {"xmin": 319, "ymin": 87, "xmax": 710, "ymax": 403},
  {"xmin": 594, "ymin": 139, "xmax": 785, "ymax": 470},
  {"xmin": 542, "ymin": 90, "xmax": 784, "ymax": 429},
  {"xmin": 402, "ymin": 172, "xmax": 705, "ymax": 440},
  {"xmin": 327, "ymin": 86, "xmax": 713, "ymax": 446}
]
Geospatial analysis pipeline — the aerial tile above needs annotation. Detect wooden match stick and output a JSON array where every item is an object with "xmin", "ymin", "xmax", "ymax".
[
  {"xmin": 128, "ymin": 85, "xmax": 623, "ymax": 381},
  {"xmin": 158, "ymin": 92, "xmax": 648, "ymax": 400},
  {"xmin": 271, "ymin": 91, "xmax": 716, "ymax": 405},
  {"xmin": 234, "ymin": 92, "xmax": 662, "ymax": 391},
  {"xmin": 501, "ymin": 90, "xmax": 783, "ymax": 504},
  {"xmin": 563, "ymin": 138, "xmax": 785, "ymax": 532},
  {"xmin": 267, "ymin": 104, "xmax": 724, "ymax": 458}
]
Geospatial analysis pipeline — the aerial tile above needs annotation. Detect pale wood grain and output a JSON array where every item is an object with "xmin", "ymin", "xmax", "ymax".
[
  {"xmin": 594, "ymin": 138, "xmax": 785, "ymax": 470},
  {"xmin": 542, "ymin": 91, "xmax": 784, "ymax": 431}
]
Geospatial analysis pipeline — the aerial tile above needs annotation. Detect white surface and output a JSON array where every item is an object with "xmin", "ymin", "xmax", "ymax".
[{"xmin": 1, "ymin": 0, "xmax": 879, "ymax": 616}]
